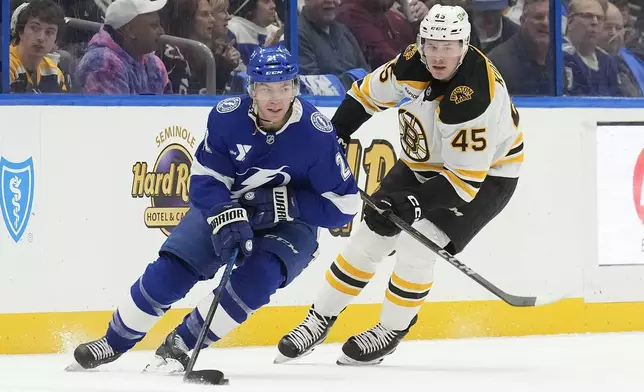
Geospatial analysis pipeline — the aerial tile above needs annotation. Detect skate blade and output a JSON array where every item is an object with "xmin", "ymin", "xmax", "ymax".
[
  {"xmin": 143, "ymin": 356, "xmax": 185, "ymax": 375},
  {"xmin": 336, "ymin": 354, "xmax": 384, "ymax": 366},
  {"xmin": 64, "ymin": 362, "xmax": 90, "ymax": 372},
  {"xmin": 273, "ymin": 348, "xmax": 316, "ymax": 364},
  {"xmin": 273, "ymin": 352, "xmax": 294, "ymax": 364}
]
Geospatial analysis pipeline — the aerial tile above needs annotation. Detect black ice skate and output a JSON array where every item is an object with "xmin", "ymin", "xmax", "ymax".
[
  {"xmin": 337, "ymin": 315, "xmax": 418, "ymax": 366},
  {"xmin": 143, "ymin": 330, "xmax": 190, "ymax": 374},
  {"xmin": 275, "ymin": 306, "xmax": 337, "ymax": 364},
  {"xmin": 69, "ymin": 336, "xmax": 123, "ymax": 370}
]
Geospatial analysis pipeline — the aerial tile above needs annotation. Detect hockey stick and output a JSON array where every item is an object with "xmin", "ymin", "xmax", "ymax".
[
  {"xmin": 183, "ymin": 248, "xmax": 239, "ymax": 385},
  {"xmin": 359, "ymin": 189, "xmax": 565, "ymax": 307}
]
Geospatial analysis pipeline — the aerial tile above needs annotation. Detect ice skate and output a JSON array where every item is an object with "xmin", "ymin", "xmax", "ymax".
[
  {"xmin": 67, "ymin": 336, "xmax": 123, "ymax": 370},
  {"xmin": 143, "ymin": 330, "xmax": 190, "ymax": 374},
  {"xmin": 275, "ymin": 306, "xmax": 337, "ymax": 364},
  {"xmin": 337, "ymin": 315, "xmax": 417, "ymax": 366}
]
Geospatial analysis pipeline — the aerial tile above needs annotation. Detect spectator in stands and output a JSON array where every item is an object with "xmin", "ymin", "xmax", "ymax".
[
  {"xmin": 9, "ymin": 0, "xmax": 67, "ymax": 93},
  {"xmin": 228, "ymin": 0, "xmax": 284, "ymax": 65},
  {"xmin": 298, "ymin": 0, "xmax": 369, "ymax": 82},
  {"xmin": 563, "ymin": 0, "xmax": 621, "ymax": 96},
  {"xmin": 599, "ymin": 1, "xmax": 643, "ymax": 96},
  {"xmin": 210, "ymin": 0, "xmax": 243, "ymax": 92},
  {"xmin": 53, "ymin": 0, "xmax": 110, "ymax": 74},
  {"xmin": 335, "ymin": 0, "xmax": 423, "ymax": 70},
  {"xmin": 488, "ymin": 0, "xmax": 553, "ymax": 95},
  {"xmin": 158, "ymin": 0, "xmax": 216, "ymax": 94},
  {"xmin": 75, "ymin": 0, "xmax": 171, "ymax": 94},
  {"xmin": 471, "ymin": 0, "xmax": 520, "ymax": 53}
]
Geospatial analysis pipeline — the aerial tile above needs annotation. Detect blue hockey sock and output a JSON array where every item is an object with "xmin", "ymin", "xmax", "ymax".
[
  {"xmin": 175, "ymin": 249, "xmax": 286, "ymax": 350},
  {"xmin": 106, "ymin": 253, "xmax": 200, "ymax": 352}
]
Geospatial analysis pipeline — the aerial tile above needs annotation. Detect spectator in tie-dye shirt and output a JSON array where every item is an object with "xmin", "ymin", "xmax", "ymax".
[{"xmin": 75, "ymin": 0, "xmax": 171, "ymax": 94}]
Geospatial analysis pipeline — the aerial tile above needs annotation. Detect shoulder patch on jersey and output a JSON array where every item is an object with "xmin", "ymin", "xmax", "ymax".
[
  {"xmin": 438, "ymin": 50, "xmax": 492, "ymax": 125},
  {"xmin": 403, "ymin": 43, "xmax": 418, "ymax": 60},
  {"xmin": 216, "ymin": 97, "xmax": 241, "ymax": 114},
  {"xmin": 450, "ymin": 86, "xmax": 474, "ymax": 104},
  {"xmin": 393, "ymin": 47, "xmax": 432, "ymax": 84},
  {"xmin": 310, "ymin": 112, "xmax": 334, "ymax": 133}
]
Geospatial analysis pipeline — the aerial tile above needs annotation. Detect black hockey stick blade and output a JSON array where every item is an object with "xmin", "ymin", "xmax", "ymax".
[
  {"xmin": 184, "ymin": 369, "xmax": 229, "ymax": 385},
  {"xmin": 359, "ymin": 189, "xmax": 565, "ymax": 307},
  {"xmin": 182, "ymin": 248, "xmax": 239, "ymax": 385}
]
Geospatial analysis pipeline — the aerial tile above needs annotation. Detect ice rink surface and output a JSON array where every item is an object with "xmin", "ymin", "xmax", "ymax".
[{"xmin": 0, "ymin": 332, "xmax": 641, "ymax": 392}]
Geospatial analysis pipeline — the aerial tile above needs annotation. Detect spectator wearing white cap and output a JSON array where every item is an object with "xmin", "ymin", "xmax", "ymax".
[
  {"xmin": 471, "ymin": 0, "xmax": 519, "ymax": 53},
  {"xmin": 75, "ymin": 0, "xmax": 171, "ymax": 94}
]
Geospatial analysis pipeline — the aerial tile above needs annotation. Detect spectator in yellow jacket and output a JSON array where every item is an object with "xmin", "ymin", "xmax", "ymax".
[{"xmin": 9, "ymin": 0, "xmax": 67, "ymax": 93}]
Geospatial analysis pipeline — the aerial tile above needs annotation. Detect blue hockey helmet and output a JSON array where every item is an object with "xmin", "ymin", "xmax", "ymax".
[{"xmin": 247, "ymin": 45, "xmax": 299, "ymax": 84}]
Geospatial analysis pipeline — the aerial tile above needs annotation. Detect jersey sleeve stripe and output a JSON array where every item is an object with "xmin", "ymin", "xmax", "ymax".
[
  {"xmin": 364, "ymin": 73, "xmax": 401, "ymax": 106},
  {"xmin": 361, "ymin": 73, "xmax": 374, "ymax": 100},
  {"xmin": 349, "ymin": 84, "xmax": 379, "ymax": 114},
  {"xmin": 401, "ymin": 159, "xmax": 443, "ymax": 172},
  {"xmin": 351, "ymin": 76, "xmax": 396, "ymax": 112},
  {"xmin": 445, "ymin": 167, "xmax": 482, "ymax": 189},
  {"xmin": 441, "ymin": 169, "xmax": 478, "ymax": 200},
  {"xmin": 507, "ymin": 142, "xmax": 524, "ymax": 157},
  {"xmin": 321, "ymin": 191, "xmax": 361, "ymax": 215},
  {"xmin": 450, "ymin": 167, "xmax": 488, "ymax": 181},
  {"xmin": 190, "ymin": 159, "xmax": 234, "ymax": 190},
  {"xmin": 492, "ymin": 152, "xmax": 524, "ymax": 167},
  {"xmin": 512, "ymin": 132, "xmax": 524, "ymax": 147},
  {"xmin": 491, "ymin": 131, "xmax": 524, "ymax": 168}
]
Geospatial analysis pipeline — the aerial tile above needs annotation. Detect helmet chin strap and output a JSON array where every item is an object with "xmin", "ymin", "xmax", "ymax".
[{"xmin": 250, "ymin": 97, "xmax": 296, "ymax": 134}]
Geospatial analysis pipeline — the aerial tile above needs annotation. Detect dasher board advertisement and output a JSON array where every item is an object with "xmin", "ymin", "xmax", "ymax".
[{"xmin": 597, "ymin": 122, "xmax": 644, "ymax": 266}]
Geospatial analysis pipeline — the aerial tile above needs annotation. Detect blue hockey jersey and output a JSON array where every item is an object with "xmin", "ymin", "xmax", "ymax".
[
  {"xmin": 190, "ymin": 96, "xmax": 360, "ymax": 229},
  {"xmin": 563, "ymin": 38, "xmax": 621, "ymax": 96}
]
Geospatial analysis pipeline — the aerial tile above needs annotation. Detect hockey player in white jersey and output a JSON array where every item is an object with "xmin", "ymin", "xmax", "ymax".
[{"xmin": 276, "ymin": 4, "xmax": 523, "ymax": 366}]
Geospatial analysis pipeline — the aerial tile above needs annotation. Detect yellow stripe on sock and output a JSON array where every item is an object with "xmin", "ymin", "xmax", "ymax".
[
  {"xmin": 336, "ymin": 254, "xmax": 375, "ymax": 281},
  {"xmin": 326, "ymin": 270, "xmax": 361, "ymax": 296}
]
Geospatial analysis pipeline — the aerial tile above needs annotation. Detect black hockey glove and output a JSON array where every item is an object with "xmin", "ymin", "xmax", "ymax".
[
  {"xmin": 207, "ymin": 202, "xmax": 254, "ymax": 264},
  {"xmin": 239, "ymin": 186, "xmax": 300, "ymax": 230},
  {"xmin": 363, "ymin": 190, "xmax": 423, "ymax": 237}
]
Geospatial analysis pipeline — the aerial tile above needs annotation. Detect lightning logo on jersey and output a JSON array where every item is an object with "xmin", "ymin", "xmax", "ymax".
[{"xmin": 231, "ymin": 166, "xmax": 291, "ymax": 199}]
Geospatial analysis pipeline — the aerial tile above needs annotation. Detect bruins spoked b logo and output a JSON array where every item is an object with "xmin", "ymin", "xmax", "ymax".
[{"xmin": 398, "ymin": 109, "xmax": 429, "ymax": 161}]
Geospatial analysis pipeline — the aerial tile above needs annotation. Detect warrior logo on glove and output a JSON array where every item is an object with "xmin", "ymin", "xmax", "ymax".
[{"xmin": 240, "ymin": 186, "xmax": 299, "ymax": 230}]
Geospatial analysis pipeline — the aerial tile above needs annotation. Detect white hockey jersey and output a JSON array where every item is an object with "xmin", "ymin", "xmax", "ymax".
[{"xmin": 335, "ymin": 43, "xmax": 523, "ymax": 204}]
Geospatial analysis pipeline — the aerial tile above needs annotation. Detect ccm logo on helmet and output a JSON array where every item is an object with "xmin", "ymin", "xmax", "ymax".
[
  {"xmin": 265, "ymin": 71, "xmax": 284, "ymax": 75},
  {"xmin": 430, "ymin": 26, "xmax": 447, "ymax": 31}
]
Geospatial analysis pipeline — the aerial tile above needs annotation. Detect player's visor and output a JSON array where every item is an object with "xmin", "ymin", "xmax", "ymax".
[
  {"xmin": 421, "ymin": 40, "xmax": 464, "ymax": 58},
  {"xmin": 252, "ymin": 81, "xmax": 297, "ymax": 101}
]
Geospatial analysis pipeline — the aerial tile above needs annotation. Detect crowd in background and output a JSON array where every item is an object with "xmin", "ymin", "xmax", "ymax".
[{"xmin": 1, "ymin": 0, "xmax": 644, "ymax": 97}]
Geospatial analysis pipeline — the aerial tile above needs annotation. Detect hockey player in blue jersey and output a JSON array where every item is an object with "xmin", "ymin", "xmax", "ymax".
[{"xmin": 70, "ymin": 46, "xmax": 360, "ymax": 373}]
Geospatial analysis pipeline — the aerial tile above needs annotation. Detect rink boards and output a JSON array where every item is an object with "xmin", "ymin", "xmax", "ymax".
[{"xmin": 1, "ymin": 103, "xmax": 644, "ymax": 354}]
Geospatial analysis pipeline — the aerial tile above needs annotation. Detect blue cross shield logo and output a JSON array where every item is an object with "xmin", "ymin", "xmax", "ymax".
[{"xmin": 1, "ymin": 157, "xmax": 35, "ymax": 242}]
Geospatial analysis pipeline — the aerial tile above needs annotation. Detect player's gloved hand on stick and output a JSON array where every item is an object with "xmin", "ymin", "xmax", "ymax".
[
  {"xmin": 364, "ymin": 190, "xmax": 423, "ymax": 237},
  {"xmin": 239, "ymin": 186, "xmax": 300, "ymax": 230},
  {"xmin": 207, "ymin": 202, "xmax": 254, "ymax": 264}
]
